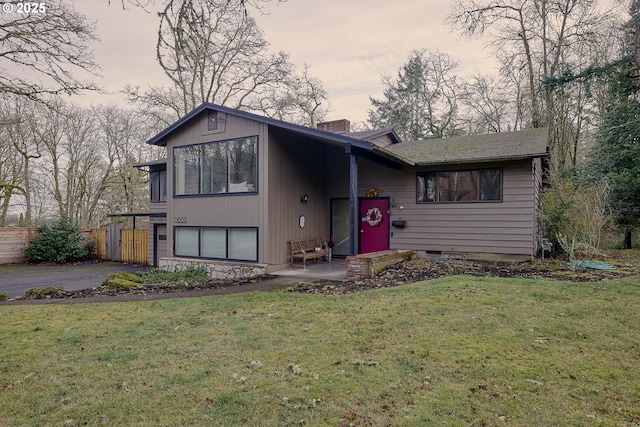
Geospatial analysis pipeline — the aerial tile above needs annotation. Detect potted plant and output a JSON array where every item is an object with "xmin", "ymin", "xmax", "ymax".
[{"xmin": 323, "ymin": 237, "xmax": 335, "ymax": 262}]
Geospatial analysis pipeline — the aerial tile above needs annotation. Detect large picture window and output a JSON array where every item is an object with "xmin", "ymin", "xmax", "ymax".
[
  {"xmin": 174, "ymin": 226, "xmax": 258, "ymax": 262},
  {"xmin": 174, "ymin": 136, "xmax": 257, "ymax": 196},
  {"xmin": 417, "ymin": 169, "xmax": 502, "ymax": 203}
]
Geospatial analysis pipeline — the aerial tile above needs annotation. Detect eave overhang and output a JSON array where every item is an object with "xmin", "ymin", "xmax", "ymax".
[
  {"xmin": 411, "ymin": 152, "xmax": 549, "ymax": 167},
  {"xmin": 134, "ymin": 158, "xmax": 167, "ymax": 171},
  {"xmin": 146, "ymin": 103, "xmax": 373, "ymax": 152}
]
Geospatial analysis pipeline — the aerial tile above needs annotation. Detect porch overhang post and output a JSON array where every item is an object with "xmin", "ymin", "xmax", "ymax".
[{"xmin": 347, "ymin": 144, "xmax": 358, "ymax": 256}]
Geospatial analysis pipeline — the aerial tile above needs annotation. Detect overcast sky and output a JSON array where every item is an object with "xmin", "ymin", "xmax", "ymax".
[{"xmin": 75, "ymin": 0, "xmax": 497, "ymax": 125}]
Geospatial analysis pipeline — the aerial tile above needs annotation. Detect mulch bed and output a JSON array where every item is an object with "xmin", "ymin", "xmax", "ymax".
[
  {"xmin": 9, "ymin": 276, "xmax": 277, "ymax": 301},
  {"xmin": 6, "ymin": 254, "xmax": 639, "ymax": 302},
  {"xmin": 291, "ymin": 256, "xmax": 639, "ymax": 295}
]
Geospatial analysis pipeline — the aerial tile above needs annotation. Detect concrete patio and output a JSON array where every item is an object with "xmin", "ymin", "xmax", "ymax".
[{"xmin": 272, "ymin": 259, "xmax": 348, "ymax": 280}]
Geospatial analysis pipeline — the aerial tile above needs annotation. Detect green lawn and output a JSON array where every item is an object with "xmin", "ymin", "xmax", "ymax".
[{"xmin": 1, "ymin": 275, "xmax": 639, "ymax": 426}]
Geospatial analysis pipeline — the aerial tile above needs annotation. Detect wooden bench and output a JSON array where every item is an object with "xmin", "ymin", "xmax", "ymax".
[{"xmin": 289, "ymin": 237, "xmax": 327, "ymax": 268}]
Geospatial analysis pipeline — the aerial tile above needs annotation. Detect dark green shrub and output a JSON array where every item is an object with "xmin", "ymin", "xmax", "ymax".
[
  {"xmin": 0, "ymin": 292, "xmax": 9, "ymax": 301},
  {"xmin": 24, "ymin": 219, "xmax": 95, "ymax": 264}
]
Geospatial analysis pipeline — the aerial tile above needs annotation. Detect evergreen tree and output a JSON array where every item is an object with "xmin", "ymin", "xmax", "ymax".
[
  {"xmin": 545, "ymin": 1, "xmax": 640, "ymax": 249},
  {"xmin": 580, "ymin": 0, "xmax": 640, "ymax": 249},
  {"xmin": 368, "ymin": 49, "xmax": 459, "ymax": 140},
  {"xmin": 585, "ymin": 59, "xmax": 640, "ymax": 248}
]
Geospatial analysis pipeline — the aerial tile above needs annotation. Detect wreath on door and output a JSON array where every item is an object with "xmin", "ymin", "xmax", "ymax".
[{"xmin": 365, "ymin": 207, "xmax": 383, "ymax": 227}]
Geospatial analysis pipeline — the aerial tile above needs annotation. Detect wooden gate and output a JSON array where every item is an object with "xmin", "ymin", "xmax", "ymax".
[
  {"xmin": 90, "ymin": 229, "xmax": 107, "ymax": 259},
  {"xmin": 121, "ymin": 229, "xmax": 149, "ymax": 265}
]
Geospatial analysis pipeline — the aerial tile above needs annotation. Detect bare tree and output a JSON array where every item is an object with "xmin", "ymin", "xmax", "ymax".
[
  {"xmin": 448, "ymin": 0, "xmax": 619, "ymax": 169},
  {"xmin": 0, "ymin": 115, "xmax": 24, "ymax": 225},
  {"xmin": 25, "ymin": 100, "xmax": 159, "ymax": 229},
  {"xmin": 126, "ymin": 0, "xmax": 328, "ymax": 125},
  {"xmin": 257, "ymin": 64, "xmax": 329, "ymax": 127},
  {"xmin": 448, "ymin": 0, "xmax": 614, "ymax": 124},
  {"xmin": 129, "ymin": 0, "xmax": 287, "ymax": 114},
  {"xmin": 0, "ymin": 96, "xmax": 41, "ymax": 226},
  {"xmin": 102, "ymin": 106, "xmax": 151, "ymax": 215},
  {"xmin": 35, "ymin": 101, "xmax": 106, "ymax": 228},
  {"xmin": 0, "ymin": 0, "xmax": 100, "ymax": 100},
  {"xmin": 92, "ymin": 105, "xmax": 163, "ymax": 226},
  {"xmin": 111, "ymin": 0, "xmax": 283, "ymax": 14},
  {"xmin": 1, "ymin": 94, "xmax": 165, "ymax": 229},
  {"xmin": 124, "ymin": 85, "xmax": 186, "ymax": 126},
  {"xmin": 458, "ymin": 73, "xmax": 517, "ymax": 133}
]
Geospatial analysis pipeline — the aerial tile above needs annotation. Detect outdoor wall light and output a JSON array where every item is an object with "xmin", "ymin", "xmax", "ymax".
[{"xmin": 300, "ymin": 194, "xmax": 309, "ymax": 203}]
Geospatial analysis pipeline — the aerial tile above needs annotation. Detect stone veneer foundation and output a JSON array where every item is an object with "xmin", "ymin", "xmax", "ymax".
[
  {"xmin": 346, "ymin": 250, "xmax": 414, "ymax": 279},
  {"xmin": 159, "ymin": 257, "xmax": 267, "ymax": 279}
]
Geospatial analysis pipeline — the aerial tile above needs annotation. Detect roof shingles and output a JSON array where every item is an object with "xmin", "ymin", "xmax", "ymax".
[
  {"xmin": 147, "ymin": 103, "xmax": 548, "ymax": 167},
  {"xmin": 384, "ymin": 128, "xmax": 549, "ymax": 165}
]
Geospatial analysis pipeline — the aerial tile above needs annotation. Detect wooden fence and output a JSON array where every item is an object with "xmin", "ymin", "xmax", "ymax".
[
  {"xmin": 0, "ymin": 228, "xmax": 35, "ymax": 264},
  {"xmin": 90, "ymin": 229, "xmax": 107, "ymax": 259},
  {"xmin": 121, "ymin": 229, "xmax": 149, "ymax": 264},
  {"xmin": 0, "ymin": 226, "xmax": 149, "ymax": 265}
]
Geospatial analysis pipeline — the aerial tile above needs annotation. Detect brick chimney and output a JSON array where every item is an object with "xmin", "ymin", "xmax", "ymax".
[{"xmin": 317, "ymin": 119, "xmax": 351, "ymax": 133}]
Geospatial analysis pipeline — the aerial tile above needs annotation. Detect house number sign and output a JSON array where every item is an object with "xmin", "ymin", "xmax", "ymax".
[{"xmin": 175, "ymin": 217, "xmax": 188, "ymax": 224}]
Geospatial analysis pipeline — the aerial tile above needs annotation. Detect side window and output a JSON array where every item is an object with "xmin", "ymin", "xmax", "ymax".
[
  {"xmin": 207, "ymin": 110, "xmax": 218, "ymax": 131},
  {"xmin": 417, "ymin": 169, "xmax": 502, "ymax": 203},
  {"xmin": 150, "ymin": 169, "xmax": 167, "ymax": 202}
]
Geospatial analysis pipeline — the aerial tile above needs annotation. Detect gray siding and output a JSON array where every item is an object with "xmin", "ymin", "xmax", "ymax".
[
  {"xmin": 164, "ymin": 112, "xmax": 269, "ymax": 261},
  {"xmin": 326, "ymin": 152, "xmax": 538, "ymax": 257},
  {"xmin": 149, "ymin": 201, "xmax": 166, "ymax": 215},
  {"xmin": 267, "ymin": 128, "xmax": 329, "ymax": 267},
  {"xmin": 153, "ymin": 106, "xmax": 542, "ymax": 265}
]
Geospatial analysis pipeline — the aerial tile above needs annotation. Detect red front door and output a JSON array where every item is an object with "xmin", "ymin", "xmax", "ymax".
[{"xmin": 359, "ymin": 198, "xmax": 390, "ymax": 253}]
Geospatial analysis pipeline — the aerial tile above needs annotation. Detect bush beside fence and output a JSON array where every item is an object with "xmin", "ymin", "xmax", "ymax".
[{"xmin": 0, "ymin": 227, "xmax": 110, "ymax": 265}]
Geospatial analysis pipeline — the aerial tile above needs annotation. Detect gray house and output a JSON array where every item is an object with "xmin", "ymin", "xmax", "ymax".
[{"xmin": 141, "ymin": 103, "xmax": 548, "ymax": 277}]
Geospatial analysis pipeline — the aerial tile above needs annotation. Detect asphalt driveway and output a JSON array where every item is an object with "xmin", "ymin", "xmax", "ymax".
[{"xmin": 0, "ymin": 262, "xmax": 148, "ymax": 298}]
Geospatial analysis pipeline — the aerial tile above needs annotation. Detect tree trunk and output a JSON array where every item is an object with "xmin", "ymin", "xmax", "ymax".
[
  {"xmin": 0, "ymin": 191, "xmax": 10, "ymax": 226},
  {"xmin": 623, "ymin": 227, "xmax": 632, "ymax": 249},
  {"xmin": 23, "ymin": 157, "xmax": 32, "ymax": 227}
]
